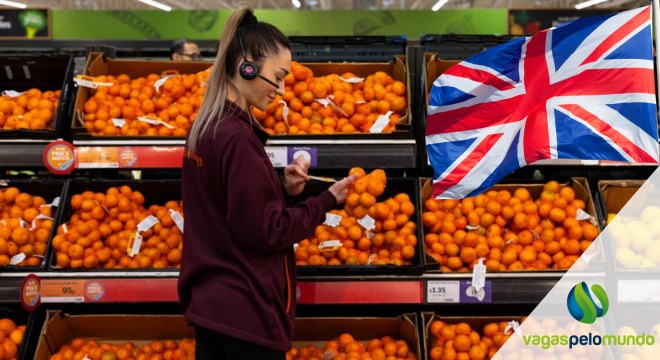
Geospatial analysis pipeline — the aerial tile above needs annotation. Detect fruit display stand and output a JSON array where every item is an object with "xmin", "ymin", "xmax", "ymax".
[{"xmin": 0, "ymin": 54, "xmax": 75, "ymax": 169}]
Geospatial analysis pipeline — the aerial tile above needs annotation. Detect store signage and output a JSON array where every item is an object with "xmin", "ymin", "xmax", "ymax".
[
  {"xmin": 509, "ymin": 9, "xmax": 613, "ymax": 35},
  {"xmin": 0, "ymin": 9, "xmax": 50, "ymax": 39},
  {"xmin": 426, "ymin": 280, "xmax": 492, "ymax": 303},
  {"xmin": 77, "ymin": 146, "xmax": 119, "ymax": 169},
  {"xmin": 43, "ymin": 140, "xmax": 75, "ymax": 175},
  {"xmin": 85, "ymin": 281, "xmax": 105, "ymax": 302},
  {"xmin": 20, "ymin": 274, "xmax": 40, "ymax": 311},
  {"xmin": 41, "ymin": 279, "xmax": 85, "ymax": 303}
]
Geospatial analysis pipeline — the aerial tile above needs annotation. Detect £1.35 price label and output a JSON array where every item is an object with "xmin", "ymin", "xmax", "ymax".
[{"xmin": 427, "ymin": 280, "xmax": 460, "ymax": 303}]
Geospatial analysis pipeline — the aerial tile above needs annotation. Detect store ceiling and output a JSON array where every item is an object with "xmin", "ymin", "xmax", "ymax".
[{"xmin": 3, "ymin": 0, "xmax": 648, "ymax": 10}]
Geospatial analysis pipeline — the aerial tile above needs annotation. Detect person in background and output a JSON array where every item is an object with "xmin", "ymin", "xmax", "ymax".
[
  {"xmin": 177, "ymin": 4, "xmax": 357, "ymax": 360},
  {"xmin": 170, "ymin": 38, "xmax": 201, "ymax": 60}
]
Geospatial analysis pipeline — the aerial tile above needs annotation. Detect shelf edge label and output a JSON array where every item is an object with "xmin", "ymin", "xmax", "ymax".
[
  {"xmin": 20, "ymin": 274, "xmax": 41, "ymax": 311},
  {"xmin": 43, "ymin": 140, "xmax": 75, "ymax": 175}
]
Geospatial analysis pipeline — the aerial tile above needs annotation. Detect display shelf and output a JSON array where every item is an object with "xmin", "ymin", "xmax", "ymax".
[
  {"xmin": 70, "ymin": 138, "xmax": 417, "ymax": 170},
  {"xmin": 0, "ymin": 140, "xmax": 51, "ymax": 168},
  {"xmin": 422, "ymin": 272, "xmax": 605, "ymax": 305}
]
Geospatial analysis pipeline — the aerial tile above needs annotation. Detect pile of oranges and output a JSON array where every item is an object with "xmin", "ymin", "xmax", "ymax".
[
  {"xmin": 0, "ymin": 318, "xmax": 23, "ymax": 360},
  {"xmin": 428, "ymin": 319, "xmax": 522, "ymax": 360},
  {"xmin": 0, "ymin": 88, "xmax": 60, "ymax": 130},
  {"xmin": 48, "ymin": 338, "xmax": 195, "ymax": 360},
  {"xmin": 52, "ymin": 185, "xmax": 184, "ymax": 269},
  {"xmin": 80, "ymin": 68, "xmax": 211, "ymax": 137},
  {"xmin": 252, "ymin": 62, "xmax": 407, "ymax": 135},
  {"xmin": 287, "ymin": 333, "xmax": 416, "ymax": 360},
  {"xmin": 0, "ymin": 187, "xmax": 55, "ymax": 267},
  {"xmin": 295, "ymin": 167, "xmax": 417, "ymax": 266},
  {"xmin": 423, "ymin": 181, "xmax": 599, "ymax": 272}
]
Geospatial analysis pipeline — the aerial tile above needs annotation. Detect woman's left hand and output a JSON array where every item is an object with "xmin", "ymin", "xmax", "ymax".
[{"xmin": 283, "ymin": 155, "xmax": 310, "ymax": 196}]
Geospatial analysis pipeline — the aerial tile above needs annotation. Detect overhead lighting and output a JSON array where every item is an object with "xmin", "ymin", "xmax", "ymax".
[
  {"xmin": 575, "ymin": 0, "xmax": 609, "ymax": 9},
  {"xmin": 292, "ymin": 0, "xmax": 301, "ymax": 8},
  {"xmin": 0, "ymin": 0, "xmax": 27, "ymax": 9},
  {"xmin": 432, "ymin": 0, "xmax": 450, "ymax": 11},
  {"xmin": 137, "ymin": 0, "xmax": 172, "ymax": 11}
]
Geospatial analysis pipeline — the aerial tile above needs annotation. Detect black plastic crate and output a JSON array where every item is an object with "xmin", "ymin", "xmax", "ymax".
[
  {"xmin": 296, "ymin": 177, "xmax": 424, "ymax": 276},
  {"xmin": 0, "ymin": 179, "xmax": 65, "ymax": 272},
  {"xmin": 0, "ymin": 53, "xmax": 75, "ymax": 139},
  {"xmin": 48, "ymin": 179, "xmax": 181, "ymax": 272},
  {"xmin": 421, "ymin": 34, "xmax": 518, "ymax": 60},
  {"xmin": 290, "ymin": 36, "xmax": 406, "ymax": 62}
]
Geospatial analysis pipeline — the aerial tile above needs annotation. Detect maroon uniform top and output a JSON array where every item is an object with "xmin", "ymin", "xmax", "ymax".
[{"xmin": 178, "ymin": 101, "xmax": 336, "ymax": 351}]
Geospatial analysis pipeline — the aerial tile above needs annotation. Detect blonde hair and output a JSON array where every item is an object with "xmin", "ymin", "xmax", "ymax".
[{"xmin": 187, "ymin": 4, "xmax": 290, "ymax": 152}]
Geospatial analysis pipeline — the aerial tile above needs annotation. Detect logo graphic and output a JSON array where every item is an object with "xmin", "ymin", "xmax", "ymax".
[
  {"xmin": 42, "ymin": 140, "xmax": 75, "ymax": 175},
  {"xmin": 567, "ymin": 282, "xmax": 609, "ymax": 324},
  {"xmin": 85, "ymin": 281, "xmax": 104, "ymax": 302},
  {"xmin": 18, "ymin": 10, "xmax": 47, "ymax": 39}
]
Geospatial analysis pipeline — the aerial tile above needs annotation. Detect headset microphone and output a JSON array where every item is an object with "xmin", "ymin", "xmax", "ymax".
[{"xmin": 238, "ymin": 30, "xmax": 280, "ymax": 90}]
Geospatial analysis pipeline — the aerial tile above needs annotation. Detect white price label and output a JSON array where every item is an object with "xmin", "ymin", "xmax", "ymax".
[
  {"xmin": 369, "ymin": 111, "xmax": 392, "ymax": 134},
  {"xmin": 30, "ymin": 214, "xmax": 54, "ymax": 231},
  {"xmin": 505, "ymin": 320, "xmax": 521, "ymax": 336},
  {"xmin": 427, "ymin": 280, "xmax": 460, "ymax": 303},
  {"xmin": 278, "ymin": 100, "xmax": 290, "ymax": 127},
  {"xmin": 323, "ymin": 213, "xmax": 342, "ymax": 227},
  {"xmin": 154, "ymin": 74, "xmax": 179, "ymax": 93},
  {"xmin": 129, "ymin": 232, "xmax": 143, "ymax": 257},
  {"xmin": 137, "ymin": 215, "xmax": 159, "ymax": 232},
  {"xmin": 315, "ymin": 98, "xmax": 331, "ymax": 107},
  {"xmin": 264, "ymin": 146, "xmax": 288, "ymax": 168},
  {"xmin": 111, "ymin": 118, "xmax": 126, "ymax": 128},
  {"xmin": 339, "ymin": 76, "xmax": 365, "ymax": 83},
  {"xmin": 169, "ymin": 209, "xmax": 184, "ymax": 233},
  {"xmin": 319, "ymin": 240, "xmax": 342, "ymax": 250},
  {"xmin": 138, "ymin": 116, "xmax": 176, "ymax": 129},
  {"xmin": 471, "ymin": 258, "xmax": 487, "ymax": 291},
  {"xmin": 2, "ymin": 90, "xmax": 25, "ymax": 98},
  {"xmin": 52, "ymin": 197, "xmax": 60, "ymax": 207},
  {"xmin": 357, "ymin": 215, "xmax": 376, "ymax": 231},
  {"xmin": 74, "ymin": 77, "xmax": 113, "ymax": 88},
  {"xmin": 576, "ymin": 209, "xmax": 597, "ymax": 225},
  {"xmin": 9, "ymin": 253, "xmax": 25, "ymax": 266}
]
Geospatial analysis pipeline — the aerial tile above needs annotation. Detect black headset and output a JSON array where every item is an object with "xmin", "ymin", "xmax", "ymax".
[{"xmin": 237, "ymin": 29, "xmax": 280, "ymax": 90}]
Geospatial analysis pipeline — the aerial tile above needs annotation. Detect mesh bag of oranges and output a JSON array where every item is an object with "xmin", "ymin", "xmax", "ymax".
[
  {"xmin": 427, "ymin": 317, "xmax": 526, "ymax": 360},
  {"xmin": 422, "ymin": 179, "xmax": 599, "ymax": 273},
  {"xmin": 251, "ymin": 61, "xmax": 408, "ymax": 135},
  {"xmin": 77, "ymin": 67, "xmax": 211, "ymax": 137},
  {"xmin": 48, "ymin": 338, "xmax": 195, "ymax": 360},
  {"xmin": 295, "ymin": 167, "xmax": 418, "ymax": 267},
  {"xmin": 0, "ymin": 186, "xmax": 59, "ymax": 268},
  {"xmin": 287, "ymin": 332, "xmax": 417, "ymax": 360},
  {"xmin": 0, "ymin": 88, "xmax": 61, "ymax": 131},
  {"xmin": 52, "ymin": 185, "xmax": 184, "ymax": 270},
  {"xmin": 0, "ymin": 318, "xmax": 25, "ymax": 360}
]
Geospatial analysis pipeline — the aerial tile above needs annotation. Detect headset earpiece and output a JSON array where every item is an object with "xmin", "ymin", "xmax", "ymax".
[{"xmin": 237, "ymin": 30, "xmax": 259, "ymax": 80}]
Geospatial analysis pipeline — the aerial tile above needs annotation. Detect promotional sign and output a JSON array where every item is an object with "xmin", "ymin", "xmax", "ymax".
[{"xmin": 0, "ymin": 9, "xmax": 50, "ymax": 39}]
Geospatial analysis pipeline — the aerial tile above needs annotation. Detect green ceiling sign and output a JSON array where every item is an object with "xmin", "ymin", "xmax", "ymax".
[{"xmin": 52, "ymin": 9, "xmax": 507, "ymax": 39}]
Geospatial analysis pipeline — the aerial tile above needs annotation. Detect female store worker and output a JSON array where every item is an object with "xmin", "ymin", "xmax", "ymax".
[{"xmin": 178, "ymin": 5, "xmax": 357, "ymax": 359}]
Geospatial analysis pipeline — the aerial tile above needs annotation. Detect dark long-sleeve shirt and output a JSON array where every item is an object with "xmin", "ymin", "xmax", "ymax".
[{"xmin": 178, "ymin": 101, "xmax": 335, "ymax": 351}]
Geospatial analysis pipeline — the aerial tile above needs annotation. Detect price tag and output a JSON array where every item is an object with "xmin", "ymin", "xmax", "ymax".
[
  {"xmin": 9, "ymin": 253, "xmax": 25, "ymax": 266},
  {"xmin": 471, "ymin": 258, "xmax": 487, "ymax": 291},
  {"xmin": 128, "ymin": 232, "xmax": 143, "ymax": 257},
  {"xmin": 369, "ymin": 111, "xmax": 393, "ymax": 133},
  {"xmin": 504, "ymin": 320, "xmax": 521, "ymax": 336},
  {"xmin": 339, "ymin": 76, "xmax": 365, "ymax": 83},
  {"xmin": 154, "ymin": 74, "xmax": 179, "ymax": 93},
  {"xmin": 319, "ymin": 240, "xmax": 342, "ymax": 251},
  {"xmin": 76, "ymin": 146, "xmax": 119, "ymax": 169},
  {"xmin": 111, "ymin": 118, "xmax": 126, "ymax": 128},
  {"xmin": 264, "ymin": 146, "xmax": 288, "ymax": 168},
  {"xmin": 427, "ymin": 280, "xmax": 460, "ymax": 303},
  {"xmin": 138, "ymin": 116, "xmax": 176, "ymax": 129},
  {"xmin": 52, "ymin": 197, "xmax": 60, "ymax": 207},
  {"xmin": 466, "ymin": 224, "xmax": 480, "ymax": 230},
  {"xmin": 357, "ymin": 215, "xmax": 376, "ymax": 231},
  {"xmin": 74, "ymin": 76, "xmax": 112, "ymax": 89},
  {"xmin": 169, "ymin": 209, "xmax": 184, "ymax": 233},
  {"xmin": 41, "ymin": 280, "xmax": 85, "ymax": 303},
  {"xmin": 137, "ymin": 215, "xmax": 159, "ymax": 232},
  {"xmin": 30, "ymin": 214, "xmax": 54, "ymax": 230},
  {"xmin": 324, "ymin": 213, "xmax": 342, "ymax": 227},
  {"xmin": 278, "ymin": 100, "xmax": 290, "ymax": 127},
  {"xmin": 576, "ymin": 209, "xmax": 597, "ymax": 225},
  {"xmin": 2, "ymin": 90, "xmax": 25, "ymax": 98}
]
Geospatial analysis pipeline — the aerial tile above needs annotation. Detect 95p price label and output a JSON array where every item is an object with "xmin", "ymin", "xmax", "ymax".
[{"xmin": 427, "ymin": 280, "xmax": 460, "ymax": 303}]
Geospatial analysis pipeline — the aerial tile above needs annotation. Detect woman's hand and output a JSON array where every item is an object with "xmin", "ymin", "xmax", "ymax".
[
  {"xmin": 283, "ymin": 155, "xmax": 310, "ymax": 196},
  {"xmin": 328, "ymin": 175, "xmax": 358, "ymax": 204}
]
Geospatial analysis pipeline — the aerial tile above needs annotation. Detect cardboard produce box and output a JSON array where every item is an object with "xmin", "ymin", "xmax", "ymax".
[
  {"xmin": 419, "ymin": 177, "xmax": 600, "ymax": 272},
  {"xmin": 293, "ymin": 314, "xmax": 421, "ymax": 359},
  {"xmin": 72, "ymin": 52, "xmax": 213, "ymax": 138},
  {"xmin": 34, "ymin": 311, "xmax": 195, "ymax": 360},
  {"xmin": 299, "ymin": 54, "xmax": 413, "ymax": 130},
  {"xmin": 0, "ymin": 53, "xmax": 75, "ymax": 139},
  {"xmin": 597, "ymin": 180, "xmax": 645, "ymax": 225}
]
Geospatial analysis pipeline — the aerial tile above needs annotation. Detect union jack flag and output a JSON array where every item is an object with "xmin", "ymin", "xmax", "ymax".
[{"xmin": 426, "ymin": 6, "xmax": 659, "ymax": 199}]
